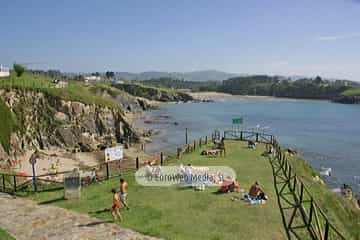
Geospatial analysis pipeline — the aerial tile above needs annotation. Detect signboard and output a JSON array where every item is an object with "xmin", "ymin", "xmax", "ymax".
[
  {"xmin": 105, "ymin": 145, "xmax": 124, "ymax": 162},
  {"xmin": 232, "ymin": 118, "xmax": 243, "ymax": 124},
  {"xmin": 64, "ymin": 169, "xmax": 81, "ymax": 200}
]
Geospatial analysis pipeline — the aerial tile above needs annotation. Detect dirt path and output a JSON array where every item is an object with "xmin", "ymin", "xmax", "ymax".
[{"xmin": 0, "ymin": 193, "xmax": 160, "ymax": 240}]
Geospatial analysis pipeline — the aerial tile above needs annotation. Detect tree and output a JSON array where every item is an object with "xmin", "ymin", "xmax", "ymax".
[
  {"xmin": 314, "ymin": 76, "xmax": 323, "ymax": 84},
  {"xmin": 13, "ymin": 64, "xmax": 25, "ymax": 77},
  {"xmin": 106, "ymin": 71, "xmax": 115, "ymax": 79}
]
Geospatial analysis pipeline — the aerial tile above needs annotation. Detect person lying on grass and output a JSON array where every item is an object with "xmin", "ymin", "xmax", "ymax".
[
  {"xmin": 218, "ymin": 177, "xmax": 240, "ymax": 193},
  {"xmin": 111, "ymin": 188, "xmax": 123, "ymax": 221}
]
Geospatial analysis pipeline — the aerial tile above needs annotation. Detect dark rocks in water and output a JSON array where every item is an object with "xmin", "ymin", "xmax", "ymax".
[
  {"xmin": 333, "ymin": 95, "xmax": 360, "ymax": 104},
  {"xmin": 112, "ymin": 83, "xmax": 194, "ymax": 103},
  {"xmin": 153, "ymin": 115, "xmax": 172, "ymax": 120},
  {"xmin": 144, "ymin": 119, "xmax": 178, "ymax": 125}
]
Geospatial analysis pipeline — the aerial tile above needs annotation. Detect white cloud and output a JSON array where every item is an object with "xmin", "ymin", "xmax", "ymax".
[{"xmin": 316, "ymin": 33, "xmax": 360, "ymax": 41}]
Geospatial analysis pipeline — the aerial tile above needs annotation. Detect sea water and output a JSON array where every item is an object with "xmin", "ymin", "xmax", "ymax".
[{"xmin": 135, "ymin": 98, "xmax": 360, "ymax": 192}]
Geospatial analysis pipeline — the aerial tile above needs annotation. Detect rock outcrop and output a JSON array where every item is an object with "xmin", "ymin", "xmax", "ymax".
[
  {"xmin": 112, "ymin": 83, "xmax": 193, "ymax": 102},
  {"xmin": 333, "ymin": 95, "xmax": 360, "ymax": 104},
  {"xmin": 0, "ymin": 89, "xmax": 138, "ymax": 162}
]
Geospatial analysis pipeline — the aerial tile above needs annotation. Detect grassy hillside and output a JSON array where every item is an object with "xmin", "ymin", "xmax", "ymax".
[
  {"xmin": 287, "ymin": 155, "xmax": 360, "ymax": 239},
  {"xmin": 112, "ymin": 82, "xmax": 193, "ymax": 102},
  {"xmin": 0, "ymin": 99, "xmax": 17, "ymax": 153},
  {"xmin": 333, "ymin": 87, "xmax": 360, "ymax": 104},
  {"xmin": 341, "ymin": 88, "xmax": 360, "ymax": 97},
  {"xmin": 0, "ymin": 73, "xmax": 121, "ymax": 109}
]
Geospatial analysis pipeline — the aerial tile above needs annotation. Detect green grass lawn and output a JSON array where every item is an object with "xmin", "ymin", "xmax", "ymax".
[
  {"xmin": 0, "ymin": 228, "xmax": 15, "ymax": 240},
  {"xmin": 28, "ymin": 141, "xmax": 287, "ymax": 240},
  {"xmin": 0, "ymin": 73, "xmax": 121, "ymax": 110},
  {"xmin": 341, "ymin": 87, "xmax": 360, "ymax": 97}
]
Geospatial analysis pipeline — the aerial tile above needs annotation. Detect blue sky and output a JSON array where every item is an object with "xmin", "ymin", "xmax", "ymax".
[{"xmin": 1, "ymin": 0, "xmax": 360, "ymax": 80}]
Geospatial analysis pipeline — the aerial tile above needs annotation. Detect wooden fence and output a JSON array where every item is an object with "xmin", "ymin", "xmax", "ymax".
[{"xmin": 0, "ymin": 130, "xmax": 214, "ymax": 194}]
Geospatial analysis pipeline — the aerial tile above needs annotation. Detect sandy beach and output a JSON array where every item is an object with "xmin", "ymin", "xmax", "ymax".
[
  {"xmin": 189, "ymin": 91, "xmax": 329, "ymax": 102},
  {"xmin": 189, "ymin": 91, "xmax": 276, "ymax": 100}
]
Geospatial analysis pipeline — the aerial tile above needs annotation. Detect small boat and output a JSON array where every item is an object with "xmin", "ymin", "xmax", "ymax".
[{"xmin": 319, "ymin": 166, "xmax": 332, "ymax": 176}]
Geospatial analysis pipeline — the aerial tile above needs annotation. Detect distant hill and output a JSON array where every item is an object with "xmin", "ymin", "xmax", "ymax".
[{"xmin": 114, "ymin": 70, "xmax": 241, "ymax": 82}]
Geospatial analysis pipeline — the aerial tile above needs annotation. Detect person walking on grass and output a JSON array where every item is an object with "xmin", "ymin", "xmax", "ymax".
[
  {"xmin": 120, "ymin": 178, "xmax": 130, "ymax": 210},
  {"xmin": 111, "ymin": 189, "xmax": 123, "ymax": 221}
]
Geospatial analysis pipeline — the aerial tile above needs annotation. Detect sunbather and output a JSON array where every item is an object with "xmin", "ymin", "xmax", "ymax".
[
  {"xmin": 248, "ymin": 140, "xmax": 256, "ymax": 149},
  {"xmin": 243, "ymin": 182, "xmax": 268, "ymax": 204},
  {"xmin": 248, "ymin": 182, "xmax": 261, "ymax": 198},
  {"xmin": 230, "ymin": 179, "xmax": 241, "ymax": 193}
]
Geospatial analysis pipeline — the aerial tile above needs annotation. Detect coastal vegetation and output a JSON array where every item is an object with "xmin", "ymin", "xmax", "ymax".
[
  {"xmin": 112, "ymin": 82, "xmax": 193, "ymax": 102},
  {"xmin": 13, "ymin": 64, "xmax": 25, "ymax": 77},
  {"xmin": 333, "ymin": 87, "xmax": 360, "ymax": 104},
  {"xmin": 0, "ymin": 228, "xmax": 14, "ymax": 240},
  {"xmin": 287, "ymin": 155, "xmax": 360, "ymax": 239},
  {"xmin": 0, "ymin": 73, "xmax": 121, "ymax": 109},
  {"xmin": 137, "ymin": 75, "xmax": 360, "ymax": 103},
  {"xmin": 0, "ymin": 99, "xmax": 17, "ymax": 153},
  {"xmin": 136, "ymin": 77, "xmax": 221, "ymax": 92}
]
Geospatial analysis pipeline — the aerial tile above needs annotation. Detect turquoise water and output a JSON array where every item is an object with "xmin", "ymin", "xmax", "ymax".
[{"xmin": 136, "ymin": 98, "xmax": 360, "ymax": 192}]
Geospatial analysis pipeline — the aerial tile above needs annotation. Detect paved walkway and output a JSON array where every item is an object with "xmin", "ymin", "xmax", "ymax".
[{"xmin": 0, "ymin": 193, "xmax": 160, "ymax": 240}]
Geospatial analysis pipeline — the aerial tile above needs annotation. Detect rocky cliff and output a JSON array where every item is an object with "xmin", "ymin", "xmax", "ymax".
[
  {"xmin": 0, "ymin": 89, "xmax": 138, "ymax": 163},
  {"xmin": 112, "ymin": 83, "xmax": 193, "ymax": 102}
]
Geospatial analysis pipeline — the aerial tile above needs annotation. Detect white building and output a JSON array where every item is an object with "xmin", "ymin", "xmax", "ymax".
[
  {"xmin": 0, "ymin": 65, "xmax": 10, "ymax": 78},
  {"xmin": 84, "ymin": 75, "xmax": 101, "ymax": 82}
]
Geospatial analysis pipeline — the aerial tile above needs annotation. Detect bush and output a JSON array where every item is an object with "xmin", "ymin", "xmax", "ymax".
[{"xmin": 13, "ymin": 64, "xmax": 26, "ymax": 77}]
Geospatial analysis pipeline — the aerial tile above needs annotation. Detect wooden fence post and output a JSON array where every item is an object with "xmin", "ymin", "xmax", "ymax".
[
  {"xmin": 13, "ymin": 175, "xmax": 16, "ymax": 192},
  {"xmin": 2, "ymin": 175, "xmax": 5, "ymax": 191},
  {"xmin": 205, "ymin": 136, "xmax": 208, "ymax": 144},
  {"xmin": 240, "ymin": 131, "xmax": 243, "ymax": 141},
  {"xmin": 288, "ymin": 166, "xmax": 292, "ymax": 180},
  {"xmin": 256, "ymin": 133, "xmax": 259, "ymax": 142},
  {"xmin": 193, "ymin": 140, "xmax": 196, "ymax": 151},
  {"xmin": 160, "ymin": 152, "xmax": 164, "ymax": 166},
  {"xmin": 136, "ymin": 157, "xmax": 139, "ymax": 170},
  {"xmin": 308, "ymin": 198, "xmax": 314, "ymax": 226},
  {"xmin": 292, "ymin": 174, "xmax": 297, "ymax": 192},
  {"xmin": 106, "ymin": 162, "xmax": 110, "ymax": 180},
  {"xmin": 32, "ymin": 162, "xmax": 38, "ymax": 192},
  {"xmin": 324, "ymin": 220, "xmax": 329, "ymax": 240},
  {"xmin": 300, "ymin": 182, "xmax": 304, "ymax": 203},
  {"xmin": 199, "ymin": 138, "xmax": 202, "ymax": 147},
  {"xmin": 177, "ymin": 148, "xmax": 181, "ymax": 159}
]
